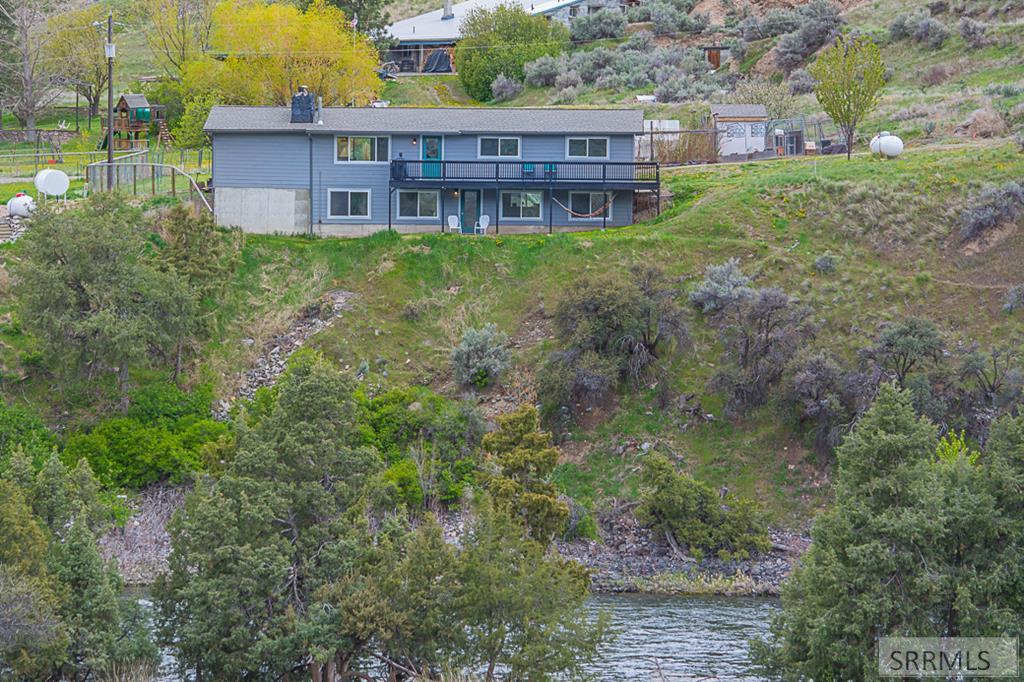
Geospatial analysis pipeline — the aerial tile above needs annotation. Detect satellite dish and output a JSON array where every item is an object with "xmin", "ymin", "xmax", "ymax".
[
  {"xmin": 6, "ymin": 192, "xmax": 35, "ymax": 217},
  {"xmin": 34, "ymin": 169, "xmax": 70, "ymax": 197}
]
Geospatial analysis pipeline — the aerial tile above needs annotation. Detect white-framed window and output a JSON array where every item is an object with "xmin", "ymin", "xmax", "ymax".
[
  {"xmin": 566, "ymin": 136, "xmax": 609, "ymax": 159},
  {"xmin": 327, "ymin": 188, "xmax": 371, "ymax": 219},
  {"xmin": 397, "ymin": 190, "xmax": 439, "ymax": 219},
  {"xmin": 500, "ymin": 190, "xmax": 542, "ymax": 220},
  {"xmin": 335, "ymin": 135, "xmax": 389, "ymax": 163},
  {"xmin": 478, "ymin": 136, "xmax": 520, "ymax": 158},
  {"xmin": 568, "ymin": 191, "xmax": 610, "ymax": 220},
  {"xmin": 569, "ymin": 5, "xmax": 580, "ymax": 17}
]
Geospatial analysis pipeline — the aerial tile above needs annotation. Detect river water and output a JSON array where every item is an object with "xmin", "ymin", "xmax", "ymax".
[
  {"xmin": 584, "ymin": 594, "xmax": 778, "ymax": 681},
  {"xmin": 141, "ymin": 593, "xmax": 777, "ymax": 680}
]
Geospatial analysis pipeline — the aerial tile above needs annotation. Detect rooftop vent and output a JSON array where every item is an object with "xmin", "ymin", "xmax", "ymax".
[
  {"xmin": 442, "ymin": 0, "xmax": 454, "ymax": 20},
  {"xmin": 290, "ymin": 86, "xmax": 315, "ymax": 124}
]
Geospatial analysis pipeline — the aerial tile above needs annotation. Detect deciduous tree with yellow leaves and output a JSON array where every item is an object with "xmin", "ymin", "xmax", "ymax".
[{"xmin": 182, "ymin": 0, "xmax": 381, "ymax": 107}]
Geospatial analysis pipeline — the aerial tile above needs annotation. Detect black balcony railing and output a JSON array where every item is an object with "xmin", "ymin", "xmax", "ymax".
[{"xmin": 390, "ymin": 159, "xmax": 659, "ymax": 186}]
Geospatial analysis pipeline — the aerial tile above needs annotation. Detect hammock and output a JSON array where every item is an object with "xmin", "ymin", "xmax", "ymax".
[{"xmin": 550, "ymin": 191, "xmax": 615, "ymax": 219}]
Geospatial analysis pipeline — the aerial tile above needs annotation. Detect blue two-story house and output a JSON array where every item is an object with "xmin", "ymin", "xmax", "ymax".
[{"xmin": 204, "ymin": 99, "xmax": 659, "ymax": 236}]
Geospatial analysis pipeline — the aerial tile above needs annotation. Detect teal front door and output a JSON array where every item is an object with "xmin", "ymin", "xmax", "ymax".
[
  {"xmin": 422, "ymin": 135, "xmax": 442, "ymax": 178},
  {"xmin": 460, "ymin": 190, "xmax": 480, "ymax": 234}
]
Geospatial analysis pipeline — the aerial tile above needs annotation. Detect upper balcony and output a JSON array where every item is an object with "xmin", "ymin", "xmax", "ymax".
[{"xmin": 390, "ymin": 159, "xmax": 659, "ymax": 190}]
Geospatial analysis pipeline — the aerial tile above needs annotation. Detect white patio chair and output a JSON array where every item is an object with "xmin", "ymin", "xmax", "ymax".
[
  {"xmin": 447, "ymin": 214, "xmax": 461, "ymax": 232},
  {"xmin": 474, "ymin": 214, "xmax": 490, "ymax": 235}
]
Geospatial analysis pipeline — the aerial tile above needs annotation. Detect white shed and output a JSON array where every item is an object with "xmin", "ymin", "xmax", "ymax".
[{"xmin": 709, "ymin": 104, "xmax": 768, "ymax": 159}]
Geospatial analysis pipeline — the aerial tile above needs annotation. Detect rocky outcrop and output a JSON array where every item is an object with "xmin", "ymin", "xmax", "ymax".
[
  {"xmin": 213, "ymin": 289, "xmax": 356, "ymax": 419},
  {"xmin": 557, "ymin": 504, "xmax": 807, "ymax": 596}
]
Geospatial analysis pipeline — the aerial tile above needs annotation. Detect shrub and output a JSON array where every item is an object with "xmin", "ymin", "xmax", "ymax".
[
  {"xmin": 788, "ymin": 68, "xmax": 816, "ymax": 95},
  {"xmin": 553, "ymin": 85, "xmax": 582, "ymax": 104},
  {"xmin": 554, "ymin": 266, "xmax": 687, "ymax": 370},
  {"xmin": 710, "ymin": 287, "xmax": 816, "ymax": 415},
  {"xmin": 739, "ymin": 8, "xmax": 800, "ymax": 41},
  {"xmin": 1016, "ymin": 128, "xmax": 1024, "ymax": 153},
  {"xmin": 923, "ymin": 120, "xmax": 936, "ymax": 137},
  {"xmin": 921, "ymin": 64, "xmax": 950, "ymax": 86},
  {"xmin": 361, "ymin": 387, "xmax": 484, "ymax": 502},
  {"xmin": 911, "ymin": 16, "xmax": 949, "ymax": 49},
  {"xmin": 554, "ymin": 68, "xmax": 583, "ymax": 90},
  {"xmin": 636, "ymin": 454, "xmax": 769, "ymax": 560},
  {"xmin": 889, "ymin": 10, "xmax": 927, "ymax": 41},
  {"xmin": 773, "ymin": 0, "xmax": 843, "ymax": 72},
  {"xmin": 654, "ymin": 74, "xmax": 717, "ymax": 102},
  {"xmin": 963, "ymin": 107, "xmax": 1008, "ymax": 138},
  {"xmin": 623, "ymin": 29, "xmax": 654, "ymax": 52},
  {"xmin": 0, "ymin": 403, "xmax": 54, "ymax": 471},
  {"xmin": 537, "ymin": 349, "xmax": 619, "ymax": 421},
  {"xmin": 864, "ymin": 317, "xmax": 943, "ymax": 385},
  {"xmin": 456, "ymin": 4, "xmax": 570, "ymax": 101},
  {"xmin": 127, "ymin": 382, "xmax": 212, "ymax": 424},
  {"xmin": 782, "ymin": 349, "xmax": 858, "ymax": 453},
  {"xmin": 451, "ymin": 323, "xmax": 510, "ymax": 388},
  {"xmin": 625, "ymin": 2, "xmax": 650, "ymax": 21},
  {"xmin": 383, "ymin": 458, "xmax": 425, "ymax": 508},
  {"xmin": 689, "ymin": 258, "xmax": 753, "ymax": 314},
  {"xmin": 63, "ymin": 418, "xmax": 201, "ymax": 488},
  {"xmin": 523, "ymin": 54, "xmax": 565, "ymax": 87},
  {"xmin": 813, "ymin": 253, "xmax": 837, "ymax": 274},
  {"xmin": 959, "ymin": 181, "xmax": 1024, "ymax": 242},
  {"xmin": 1004, "ymin": 286, "xmax": 1024, "ymax": 314},
  {"xmin": 958, "ymin": 17, "xmax": 988, "ymax": 49},
  {"xmin": 569, "ymin": 8, "xmax": 627, "ymax": 40},
  {"xmin": 490, "ymin": 73, "xmax": 524, "ymax": 102}
]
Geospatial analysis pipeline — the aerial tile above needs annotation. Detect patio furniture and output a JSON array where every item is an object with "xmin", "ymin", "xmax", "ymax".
[
  {"xmin": 447, "ymin": 214, "xmax": 461, "ymax": 232},
  {"xmin": 474, "ymin": 214, "xmax": 490, "ymax": 235}
]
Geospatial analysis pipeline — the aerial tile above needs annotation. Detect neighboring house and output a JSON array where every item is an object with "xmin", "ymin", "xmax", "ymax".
[
  {"xmin": 530, "ymin": 0, "xmax": 622, "ymax": 23},
  {"xmin": 204, "ymin": 99, "xmax": 659, "ymax": 237},
  {"xmin": 386, "ymin": 0, "xmax": 532, "ymax": 73},
  {"xmin": 707, "ymin": 104, "xmax": 769, "ymax": 159},
  {"xmin": 385, "ymin": 0, "xmax": 622, "ymax": 72}
]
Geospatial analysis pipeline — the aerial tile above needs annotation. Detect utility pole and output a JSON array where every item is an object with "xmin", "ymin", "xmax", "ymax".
[{"xmin": 105, "ymin": 12, "xmax": 115, "ymax": 189}]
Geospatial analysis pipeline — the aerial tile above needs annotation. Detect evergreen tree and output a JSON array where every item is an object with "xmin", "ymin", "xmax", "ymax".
[
  {"xmin": 481, "ymin": 405, "xmax": 568, "ymax": 543},
  {"xmin": 756, "ymin": 385, "xmax": 1024, "ymax": 679},
  {"xmin": 455, "ymin": 503, "xmax": 607, "ymax": 680},
  {"xmin": 155, "ymin": 353, "xmax": 382, "ymax": 678}
]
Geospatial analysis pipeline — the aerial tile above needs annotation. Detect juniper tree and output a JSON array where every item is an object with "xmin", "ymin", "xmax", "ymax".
[
  {"xmin": 155, "ymin": 352, "xmax": 382, "ymax": 678},
  {"xmin": 481, "ymin": 405, "xmax": 568, "ymax": 543},
  {"xmin": 755, "ymin": 385, "xmax": 1024, "ymax": 679}
]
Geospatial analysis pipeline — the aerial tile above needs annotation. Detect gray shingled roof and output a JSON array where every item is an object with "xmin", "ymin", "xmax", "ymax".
[
  {"xmin": 204, "ymin": 106, "xmax": 645, "ymax": 135},
  {"xmin": 710, "ymin": 104, "xmax": 768, "ymax": 119},
  {"xmin": 120, "ymin": 94, "xmax": 150, "ymax": 109}
]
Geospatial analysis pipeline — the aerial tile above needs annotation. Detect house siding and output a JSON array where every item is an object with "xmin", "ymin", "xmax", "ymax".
[{"xmin": 211, "ymin": 129, "xmax": 642, "ymax": 235}]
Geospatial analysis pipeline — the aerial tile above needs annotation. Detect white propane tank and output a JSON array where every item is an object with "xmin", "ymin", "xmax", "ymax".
[
  {"xmin": 879, "ymin": 135, "xmax": 904, "ymax": 159},
  {"xmin": 34, "ymin": 168, "xmax": 70, "ymax": 197},
  {"xmin": 6, "ymin": 193, "xmax": 35, "ymax": 217},
  {"xmin": 869, "ymin": 131, "xmax": 892, "ymax": 157}
]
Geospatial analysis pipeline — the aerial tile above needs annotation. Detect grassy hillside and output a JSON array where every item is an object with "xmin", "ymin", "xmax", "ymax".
[{"xmin": 7, "ymin": 142, "xmax": 1020, "ymax": 524}]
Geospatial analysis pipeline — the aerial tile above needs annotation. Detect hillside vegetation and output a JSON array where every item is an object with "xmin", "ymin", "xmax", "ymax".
[{"xmin": 5, "ymin": 142, "xmax": 1022, "ymax": 523}]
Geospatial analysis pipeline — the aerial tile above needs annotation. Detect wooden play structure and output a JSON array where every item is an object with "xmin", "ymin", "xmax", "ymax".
[{"xmin": 100, "ymin": 94, "xmax": 166, "ymax": 151}]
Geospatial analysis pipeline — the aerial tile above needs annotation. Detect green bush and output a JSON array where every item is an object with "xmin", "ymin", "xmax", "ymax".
[
  {"xmin": 127, "ymin": 382, "xmax": 212, "ymax": 424},
  {"xmin": 0, "ymin": 402, "xmax": 55, "ymax": 471},
  {"xmin": 636, "ymin": 454, "xmax": 769, "ymax": 560},
  {"xmin": 361, "ymin": 387, "xmax": 484, "ymax": 504},
  {"xmin": 456, "ymin": 4, "xmax": 570, "ymax": 101},
  {"xmin": 383, "ymin": 459, "xmax": 425, "ymax": 508},
  {"xmin": 62, "ymin": 413, "xmax": 227, "ymax": 488}
]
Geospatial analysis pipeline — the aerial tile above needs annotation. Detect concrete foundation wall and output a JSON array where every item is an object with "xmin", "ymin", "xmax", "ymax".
[{"xmin": 215, "ymin": 187, "xmax": 310, "ymax": 234}]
